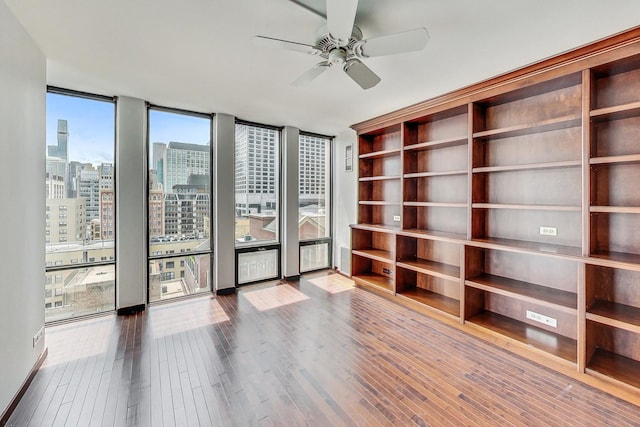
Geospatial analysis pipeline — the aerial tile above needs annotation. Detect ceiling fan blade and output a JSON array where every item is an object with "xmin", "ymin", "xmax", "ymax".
[
  {"xmin": 252, "ymin": 36, "xmax": 320, "ymax": 55},
  {"xmin": 357, "ymin": 28, "xmax": 430, "ymax": 58},
  {"xmin": 292, "ymin": 62, "xmax": 331, "ymax": 86},
  {"xmin": 343, "ymin": 59, "xmax": 381, "ymax": 90},
  {"xmin": 326, "ymin": 0, "xmax": 358, "ymax": 46}
]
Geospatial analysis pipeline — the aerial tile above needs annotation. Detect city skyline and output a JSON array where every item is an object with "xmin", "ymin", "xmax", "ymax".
[{"xmin": 47, "ymin": 94, "xmax": 211, "ymax": 164}]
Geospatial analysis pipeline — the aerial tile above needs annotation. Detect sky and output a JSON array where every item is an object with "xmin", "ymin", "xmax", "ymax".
[{"xmin": 46, "ymin": 93, "xmax": 211, "ymax": 165}]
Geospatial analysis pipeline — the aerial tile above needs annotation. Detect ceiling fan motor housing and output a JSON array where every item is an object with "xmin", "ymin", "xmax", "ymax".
[{"xmin": 316, "ymin": 24, "xmax": 363, "ymax": 64}]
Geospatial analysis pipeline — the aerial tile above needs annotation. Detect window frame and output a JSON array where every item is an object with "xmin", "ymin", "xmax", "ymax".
[
  {"xmin": 44, "ymin": 86, "xmax": 117, "ymax": 324},
  {"xmin": 146, "ymin": 104, "xmax": 215, "ymax": 304},
  {"xmin": 298, "ymin": 131, "xmax": 333, "ymax": 273}
]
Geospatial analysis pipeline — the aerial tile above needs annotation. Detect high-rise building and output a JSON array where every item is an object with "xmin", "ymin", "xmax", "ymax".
[
  {"xmin": 152, "ymin": 142, "xmax": 166, "ymax": 185},
  {"xmin": 45, "ymin": 198, "xmax": 86, "ymax": 245},
  {"xmin": 99, "ymin": 189, "xmax": 114, "ymax": 240},
  {"xmin": 163, "ymin": 141, "xmax": 209, "ymax": 193},
  {"xmin": 78, "ymin": 168, "xmax": 100, "ymax": 226},
  {"xmin": 99, "ymin": 163, "xmax": 114, "ymax": 190},
  {"xmin": 149, "ymin": 188, "xmax": 164, "ymax": 238},
  {"xmin": 45, "ymin": 173, "xmax": 66, "ymax": 199},
  {"xmin": 234, "ymin": 125, "xmax": 277, "ymax": 216},
  {"xmin": 47, "ymin": 119, "xmax": 68, "ymax": 160},
  {"xmin": 299, "ymin": 134, "xmax": 328, "ymax": 207},
  {"xmin": 162, "ymin": 176, "xmax": 210, "ymax": 238}
]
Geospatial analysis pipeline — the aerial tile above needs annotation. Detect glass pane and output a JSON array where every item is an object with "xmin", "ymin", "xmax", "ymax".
[
  {"xmin": 148, "ymin": 110, "xmax": 212, "ymax": 254},
  {"xmin": 235, "ymin": 124, "xmax": 280, "ymax": 244},
  {"xmin": 149, "ymin": 254, "xmax": 211, "ymax": 302},
  {"xmin": 300, "ymin": 242, "xmax": 330, "ymax": 272},
  {"xmin": 237, "ymin": 249, "xmax": 279, "ymax": 284},
  {"xmin": 46, "ymin": 93, "xmax": 115, "ymax": 266},
  {"xmin": 44, "ymin": 265, "xmax": 115, "ymax": 322},
  {"xmin": 299, "ymin": 134, "xmax": 330, "ymax": 240}
]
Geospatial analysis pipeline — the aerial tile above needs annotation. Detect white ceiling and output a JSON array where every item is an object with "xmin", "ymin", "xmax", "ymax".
[{"xmin": 5, "ymin": 0, "xmax": 640, "ymax": 135}]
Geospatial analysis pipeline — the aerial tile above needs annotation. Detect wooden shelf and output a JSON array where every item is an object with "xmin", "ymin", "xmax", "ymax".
[
  {"xmin": 587, "ymin": 348, "xmax": 640, "ymax": 389},
  {"xmin": 404, "ymin": 136, "xmax": 468, "ymax": 151},
  {"xmin": 397, "ymin": 288, "xmax": 459, "ymax": 317},
  {"xmin": 590, "ymin": 250, "xmax": 640, "ymax": 266},
  {"xmin": 359, "ymin": 201, "xmax": 401, "ymax": 206},
  {"xmin": 397, "ymin": 258, "xmax": 460, "ymax": 281},
  {"xmin": 590, "ymin": 206, "xmax": 640, "ymax": 214},
  {"xmin": 352, "ymin": 249, "xmax": 393, "ymax": 263},
  {"xmin": 473, "ymin": 160, "xmax": 581, "ymax": 173},
  {"xmin": 587, "ymin": 300, "xmax": 640, "ymax": 334},
  {"xmin": 351, "ymin": 224, "xmax": 400, "ymax": 233},
  {"xmin": 352, "ymin": 273, "xmax": 394, "ymax": 293},
  {"xmin": 590, "ymin": 154, "xmax": 640, "ymax": 165},
  {"xmin": 404, "ymin": 170, "xmax": 467, "ymax": 178},
  {"xmin": 352, "ymin": 43, "xmax": 640, "ymax": 400},
  {"xmin": 399, "ymin": 229, "xmax": 467, "ymax": 243},
  {"xmin": 472, "ymin": 203, "xmax": 581, "ymax": 212},
  {"xmin": 359, "ymin": 175, "xmax": 401, "ymax": 182},
  {"xmin": 590, "ymin": 101, "xmax": 640, "ymax": 121},
  {"xmin": 405, "ymin": 202, "xmax": 467, "ymax": 208},
  {"xmin": 468, "ymin": 311, "xmax": 577, "ymax": 363},
  {"xmin": 470, "ymin": 237, "xmax": 582, "ymax": 258},
  {"xmin": 359, "ymin": 148, "xmax": 401, "ymax": 159},
  {"xmin": 466, "ymin": 274, "xmax": 577, "ymax": 313},
  {"xmin": 473, "ymin": 114, "xmax": 581, "ymax": 140}
]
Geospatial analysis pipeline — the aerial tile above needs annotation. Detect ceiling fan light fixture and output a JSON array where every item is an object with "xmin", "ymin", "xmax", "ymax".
[{"xmin": 254, "ymin": 0, "xmax": 430, "ymax": 89}]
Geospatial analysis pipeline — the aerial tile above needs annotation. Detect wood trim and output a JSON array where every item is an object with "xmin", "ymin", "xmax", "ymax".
[
  {"xmin": 216, "ymin": 287, "xmax": 236, "ymax": 296},
  {"xmin": 352, "ymin": 26, "xmax": 640, "ymax": 134},
  {"xmin": 0, "ymin": 347, "xmax": 48, "ymax": 425}
]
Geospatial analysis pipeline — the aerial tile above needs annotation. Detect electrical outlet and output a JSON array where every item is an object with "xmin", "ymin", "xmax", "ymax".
[
  {"xmin": 526, "ymin": 310, "xmax": 557, "ymax": 328},
  {"xmin": 33, "ymin": 326, "xmax": 44, "ymax": 347},
  {"xmin": 539, "ymin": 226, "xmax": 557, "ymax": 236},
  {"xmin": 393, "ymin": 215, "xmax": 401, "ymax": 222}
]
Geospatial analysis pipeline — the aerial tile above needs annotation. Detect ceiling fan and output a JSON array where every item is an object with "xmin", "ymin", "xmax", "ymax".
[{"xmin": 253, "ymin": 0, "xmax": 430, "ymax": 89}]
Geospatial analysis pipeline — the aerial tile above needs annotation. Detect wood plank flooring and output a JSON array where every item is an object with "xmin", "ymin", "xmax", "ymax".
[{"xmin": 7, "ymin": 272, "xmax": 640, "ymax": 426}]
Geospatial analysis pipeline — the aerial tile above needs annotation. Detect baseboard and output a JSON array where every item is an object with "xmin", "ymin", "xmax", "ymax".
[
  {"xmin": 283, "ymin": 274, "xmax": 300, "ymax": 281},
  {"xmin": 216, "ymin": 287, "xmax": 236, "ymax": 296},
  {"xmin": 335, "ymin": 268, "xmax": 351, "ymax": 279},
  {"xmin": 116, "ymin": 304, "xmax": 146, "ymax": 316},
  {"xmin": 0, "ymin": 347, "xmax": 48, "ymax": 425}
]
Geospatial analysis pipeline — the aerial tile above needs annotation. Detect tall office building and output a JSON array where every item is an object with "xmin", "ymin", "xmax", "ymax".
[
  {"xmin": 99, "ymin": 189, "xmax": 115, "ymax": 240},
  {"xmin": 162, "ymin": 176, "xmax": 210, "ymax": 238},
  {"xmin": 47, "ymin": 119, "xmax": 69, "ymax": 160},
  {"xmin": 299, "ymin": 134, "xmax": 328, "ymax": 206},
  {"xmin": 78, "ymin": 168, "xmax": 100, "ymax": 226},
  {"xmin": 163, "ymin": 142, "xmax": 209, "ymax": 193},
  {"xmin": 152, "ymin": 142, "xmax": 167, "ymax": 186},
  {"xmin": 45, "ymin": 198, "xmax": 86, "ymax": 245},
  {"xmin": 234, "ymin": 125, "xmax": 277, "ymax": 215},
  {"xmin": 99, "ymin": 163, "xmax": 114, "ymax": 190}
]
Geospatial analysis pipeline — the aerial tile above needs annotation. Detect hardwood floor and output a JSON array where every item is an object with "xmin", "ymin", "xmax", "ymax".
[{"xmin": 7, "ymin": 273, "xmax": 640, "ymax": 426}]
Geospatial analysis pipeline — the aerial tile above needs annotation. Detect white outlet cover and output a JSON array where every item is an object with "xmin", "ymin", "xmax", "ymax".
[
  {"xmin": 539, "ymin": 226, "xmax": 557, "ymax": 236},
  {"xmin": 526, "ymin": 310, "xmax": 557, "ymax": 328}
]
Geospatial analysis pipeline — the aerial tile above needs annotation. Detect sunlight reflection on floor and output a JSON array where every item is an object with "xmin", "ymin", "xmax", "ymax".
[
  {"xmin": 242, "ymin": 284, "xmax": 310, "ymax": 311},
  {"xmin": 308, "ymin": 274, "xmax": 354, "ymax": 294}
]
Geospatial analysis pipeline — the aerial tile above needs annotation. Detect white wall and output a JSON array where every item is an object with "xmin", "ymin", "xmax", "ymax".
[
  {"xmin": 116, "ymin": 97, "xmax": 147, "ymax": 310},
  {"xmin": 332, "ymin": 129, "xmax": 358, "ymax": 274},
  {"xmin": 282, "ymin": 126, "xmax": 300, "ymax": 278},
  {"xmin": 213, "ymin": 114, "xmax": 236, "ymax": 292},
  {"xmin": 0, "ymin": 0, "xmax": 46, "ymax": 415}
]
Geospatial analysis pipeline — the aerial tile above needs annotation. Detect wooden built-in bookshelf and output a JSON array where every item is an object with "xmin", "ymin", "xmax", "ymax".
[{"xmin": 350, "ymin": 28, "xmax": 640, "ymax": 404}]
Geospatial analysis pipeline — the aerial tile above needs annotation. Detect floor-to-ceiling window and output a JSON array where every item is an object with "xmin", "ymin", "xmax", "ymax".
[
  {"xmin": 147, "ymin": 107, "xmax": 213, "ymax": 302},
  {"xmin": 299, "ymin": 132, "xmax": 332, "ymax": 272},
  {"xmin": 235, "ymin": 121, "xmax": 281, "ymax": 285},
  {"xmin": 45, "ymin": 88, "xmax": 116, "ymax": 322}
]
